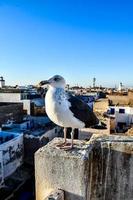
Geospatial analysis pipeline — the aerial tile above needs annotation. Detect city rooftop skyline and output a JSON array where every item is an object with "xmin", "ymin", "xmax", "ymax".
[{"xmin": 0, "ymin": 0, "xmax": 133, "ymax": 87}]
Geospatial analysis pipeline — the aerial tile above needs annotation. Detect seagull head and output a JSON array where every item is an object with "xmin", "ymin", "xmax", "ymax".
[{"xmin": 39, "ymin": 75, "xmax": 66, "ymax": 88}]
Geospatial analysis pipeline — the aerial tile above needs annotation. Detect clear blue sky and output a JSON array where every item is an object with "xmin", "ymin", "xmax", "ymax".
[{"xmin": 0, "ymin": 0, "xmax": 133, "ymax": 87}]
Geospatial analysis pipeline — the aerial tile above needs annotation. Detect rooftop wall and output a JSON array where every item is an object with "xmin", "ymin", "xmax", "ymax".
[
  {"xmin": 108, "ymin": 95, "xmax": 129, "ymax": 106},
  {"xmin": 94, "ymin": 99, "xmax": 109, "ymax": 113},
  {"xmin": 0, "ymin": 103, "xmax": 23, "ymax": 126},
  {"xmin": 35, "ymin": 135, "xmax": 133, "ymax": 200},
  {"xmin": 24, "ymin": 126, "xmax": 62, "ymax": 165},
  {"xmin": 0, "ymin": 93, "xmax": 21, "ymax": 102}
]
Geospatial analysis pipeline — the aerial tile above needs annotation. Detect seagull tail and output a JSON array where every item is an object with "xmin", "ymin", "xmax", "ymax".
[{"xmin": 91, "ymin": 117, "xmax": 107, "ymax": 130}]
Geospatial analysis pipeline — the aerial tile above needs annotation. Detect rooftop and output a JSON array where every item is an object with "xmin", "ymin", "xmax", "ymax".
[
  {"xmin": 0, "ymin": 131, "xmax": 20, "ymax": 145},
  {"xmin": 0, "ymin": 88, "xmax": 24, "ymax": 93}
]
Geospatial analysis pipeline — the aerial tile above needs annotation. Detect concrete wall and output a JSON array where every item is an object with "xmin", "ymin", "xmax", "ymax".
[
  {"xmin": 30, "ymin": 116, "xmax": 51, "ymax": 127},
  {"xmin": 24, "ymin": 126, "xmax": 62, "ymax": 165},
  {"xmin": 79, "ymin": 120, "xmax": 110, "ymax": 140},
  {"xmin": 110, "ymin": 118, "xmax": 116, "ymax": 132},
  {"xmin": 0, "ymin": 132, "xmax": 23, "ymax": 185},
  {"xmin": 0, "ymin": 93, "xmax": 21, "ymax": 103},
  {"xmin": 0, "ymin": 103, "xmax": 23, "ymax": 126},
  {"xmin": 19, "ymin": 121, "xmax": 31, "ymax": 130},
  {"xmin": 87, "ymin": 135, "xmax": 133, "ymax": 200},
  {"xmin": 44, "ymin": 127, "xmax": 62, "ymax": 141},
  {"xmin": 22, "ymin": 99, "xmax": 31, "ymax": 115},
  {"xmin": 115, "ymin": 111, "xmax": 129, "ymax": 125},
  {"xmin": 0, "ymin": 93, "xmax": 33, "ymax": 115},
  {"xmin": 128, "ymin": 91, "xmax": 133, "ymax": 98},
  {"xmin": 127, "ymin": 91, "xmax": 133, "ymax": 104},
  {"xmin": 108, "ymin": 95, "xmax": 129, "ymax": 105},
  {"xmin": 8, "ymin": 121, "xmax": 31, "ymax": 131},
  {"xmin": 94, "ymin": 99, "xmax": 109, "ymax": 113},
  {"xmin": 35, "ymin": 135, "xmax": 133, "ymax": 200}
]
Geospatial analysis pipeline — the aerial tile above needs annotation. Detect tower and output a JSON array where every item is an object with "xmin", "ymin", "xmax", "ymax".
[
  {"xmin": 0, "ymin": 76, "xmax": 5, "ymax": 88},
  {"xmin": 93, "ymin": 77, "xmax": 96, "ymax": 88},
  {"xmin": 118, "ymin": 82, "xmax": 123, "ymax": 91}
]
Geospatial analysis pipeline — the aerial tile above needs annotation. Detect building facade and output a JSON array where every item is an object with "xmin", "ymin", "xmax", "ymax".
[{"xmin": 0, "ymin": 132, "xmax": 23, "ymax": 186}]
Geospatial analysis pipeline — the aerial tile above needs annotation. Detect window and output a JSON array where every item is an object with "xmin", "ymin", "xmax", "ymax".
[
  {"xmin": 21, "ymin": 94, "xmax": 26, "ymax": 100},
  {"xmin": 110, "ymin": 108, "xmax": 115, "ymax": 115},
  {"xmin": 119, "ymin": 109, "xmax": 125, "ymax": 114}
]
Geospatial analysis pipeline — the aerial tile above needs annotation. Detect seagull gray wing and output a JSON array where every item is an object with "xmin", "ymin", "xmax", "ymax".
[{"xmin": 67, "ymin": 94, "xmax": 99, "ymax": 127}]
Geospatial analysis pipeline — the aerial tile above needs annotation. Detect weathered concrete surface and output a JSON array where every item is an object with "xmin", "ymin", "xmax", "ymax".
[
  {"xmin": 35, "ymin": 138, "xmax": 91, "ymax": 200},
  {"xmin": 88, "ymin": 134, "xmax": 133, "ymax": 200},
  {"xmin": 35, "ymin": 135, "xmax": 133, "ymax": 200},
  {"xmin": 44, "ymin": 189, "xmax": 64, "ymax": 200},
  {"xmin": 94, "ymin": 99, "xmax": 109, "ymax": 114}
]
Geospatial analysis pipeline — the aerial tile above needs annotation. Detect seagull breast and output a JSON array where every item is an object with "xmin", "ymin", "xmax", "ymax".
[{"xmin": 45, "ymin": 87, "xmax": 85, "ymax": 128}]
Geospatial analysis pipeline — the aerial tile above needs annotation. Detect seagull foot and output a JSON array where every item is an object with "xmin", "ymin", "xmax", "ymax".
[
  {"xmin": 60, "ymin": 143, "xmax": 73, "ymax": 150},
  {"xmin": 55, "ymin": 142, "xmax": 73, "ymax": 150},
  {"xmin": 55, "ymin": 141, "xmax": 67, "ymax": 148}
]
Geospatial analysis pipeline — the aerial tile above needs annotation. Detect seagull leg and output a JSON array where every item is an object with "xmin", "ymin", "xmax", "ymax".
[
  {"xmin": 60, "ymin": 128, "xmax": 74, "ymax": 150},
  {"xmin": 56, "ymin": 127, "xmax": 67, "ymax": 148}
]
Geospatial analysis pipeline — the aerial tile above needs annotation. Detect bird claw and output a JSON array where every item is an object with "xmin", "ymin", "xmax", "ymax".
[
  {"xmin": 56, "ymin": 141, "xmax": 67, "ymax": 148},
  {"xmin": 60, "ymin": 143, "xmax": 73, "ymax": 150},
  {"xmin": 55, "ymin": 142, "xmax": 73, "ymax": 150}
]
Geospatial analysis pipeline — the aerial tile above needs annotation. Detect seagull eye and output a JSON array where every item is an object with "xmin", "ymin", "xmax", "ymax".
[{"xmin": 54, "ymin": 77, "xmax": 59, "ymax": 81}]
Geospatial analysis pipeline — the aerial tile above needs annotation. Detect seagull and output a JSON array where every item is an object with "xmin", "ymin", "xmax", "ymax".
[{"xmin": 39, "ymin": 75, "xmax": 99, "ymax": 150}]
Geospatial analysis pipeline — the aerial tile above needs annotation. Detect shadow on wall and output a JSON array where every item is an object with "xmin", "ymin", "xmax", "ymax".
[{"xmin": 88, "ymin": 142, "xmax": 133, "ymax": 200}]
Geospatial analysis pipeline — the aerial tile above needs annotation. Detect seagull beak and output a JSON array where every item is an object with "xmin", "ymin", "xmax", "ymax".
[{"xmin": 39, "ymin": 80, "xmax": 50, "ymax": 86}]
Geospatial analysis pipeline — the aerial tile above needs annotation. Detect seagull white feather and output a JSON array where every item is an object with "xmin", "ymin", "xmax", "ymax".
[{"xmin": 39, "ymin": 75, "xmax": 99, "ymax": 150}]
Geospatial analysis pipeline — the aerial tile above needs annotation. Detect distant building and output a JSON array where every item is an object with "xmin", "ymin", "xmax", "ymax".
[
  {"xmin": 1, "ymin": 116, "xmax": 62, "ymax": 165},
  {"xmin": 0, "ymin": 76, "xmax": 5, "ymax": 88},
  {"xmin": 0, "ymin": 88, "xmax": 45, "ymax": 115},
  {"xmin": 108, "ymin": 90, "xmax": 133, "ymax": 106},
  {"xmin": 107, "ymin": 106, "xmax": 133, "ymax": 132},
  {"xmin": 118, "ymin": 82, "xmax": 123, "ymax": 91}
]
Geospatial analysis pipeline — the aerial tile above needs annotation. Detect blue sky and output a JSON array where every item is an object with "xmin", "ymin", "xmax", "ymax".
[{"xmin": 0, "ymin": 0, "xmax": 133, "ymax": 87}]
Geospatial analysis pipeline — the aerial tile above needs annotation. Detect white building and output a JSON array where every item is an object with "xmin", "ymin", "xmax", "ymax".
[
  {"xmin": 107, "ymin": 106, "xmax": 133, "ymax": 131},
  {"xmin": 0, "ymin": 90, "xmax": 44, "ymax": 115},
  {"xmin": 0, "ymin": 131, "xmax": 23, "ymax": 186}
]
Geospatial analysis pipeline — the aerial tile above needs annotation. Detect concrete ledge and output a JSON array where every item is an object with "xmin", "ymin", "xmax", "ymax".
[
  {"xmin": 35, "ymin": 135, "xmax": 133, "ymax": 200},
  {"xmin": 35, "ymin": 138, "xmax": 91, "ymax": 200}
]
